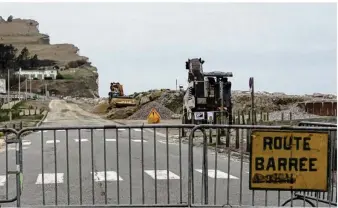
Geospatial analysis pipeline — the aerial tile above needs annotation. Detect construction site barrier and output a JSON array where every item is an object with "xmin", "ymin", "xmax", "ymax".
[{"xmin": 0, "ymin": 124, "xmax": 336, "ymax": 207}]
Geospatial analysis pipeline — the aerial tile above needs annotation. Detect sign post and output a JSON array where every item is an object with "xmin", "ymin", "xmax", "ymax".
[
  {"xmin": 207, "ymin": 111, "xmax": 214, "ymax": 143},
  {"xmin": 249, "ymin": 130, "xmax": 329, "ymax": 191}
]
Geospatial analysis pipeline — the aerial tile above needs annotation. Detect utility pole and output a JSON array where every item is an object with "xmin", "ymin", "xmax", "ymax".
[
  {"xmin": 176, "ymin": 77, "xmax": 179, "ymax": 91},
  {"xmin": 18, "ymin": 67, "xmax": 21, "ymax": 100},
  {"xmin": 7, "ymin": 69, "xmax": 11, "ymax": 121},
  {"xmin": 249, "ymin": 77, "xmax": 255, "ymax": 125},
  {"xmin": 219, "ymin": 79, "xmax": 225, "ymax": 136},
  {"xmin": 25, "ymin": 78, "xmax": 27, "ymax": 100},
  {"xmin": 45, "ymin": 79, "xmax": 47, "ymax": 100},
  {"xmin": 29, "ymin": 77, "xmax": 32, "ymax": 98}
]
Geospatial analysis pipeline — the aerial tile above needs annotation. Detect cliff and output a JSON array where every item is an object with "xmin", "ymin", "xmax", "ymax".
[{"xmin": 0, "ymin": 17, "xmax": 99, "ymax": 98}]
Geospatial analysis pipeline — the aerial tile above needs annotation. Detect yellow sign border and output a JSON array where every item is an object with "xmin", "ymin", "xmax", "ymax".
[
  {"xmin": 147, "ymin": 108, "xmax": 161, "ymax": 119},
  {"xmin": 249, "ymin": 129, "xmax": 330, "ymax": 191}
]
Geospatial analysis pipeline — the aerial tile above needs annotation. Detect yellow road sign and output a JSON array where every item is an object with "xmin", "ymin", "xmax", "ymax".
[
  {"xmin": 147, "ymin": 108, "xmax": 161, "ymax": 124},
  {"xmin": 250, "ymin": 130, "xmax": 329, "ymax": 191}
]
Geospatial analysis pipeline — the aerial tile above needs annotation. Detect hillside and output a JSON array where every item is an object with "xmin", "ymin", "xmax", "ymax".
[{"xmin": 0, "ymin": 16, "xmax": 98, "ymax": 98}]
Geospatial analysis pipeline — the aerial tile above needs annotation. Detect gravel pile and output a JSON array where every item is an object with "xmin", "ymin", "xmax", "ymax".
[{"xmin": 127, "ymin": 101, "xmax": 175, "ymax": 120}]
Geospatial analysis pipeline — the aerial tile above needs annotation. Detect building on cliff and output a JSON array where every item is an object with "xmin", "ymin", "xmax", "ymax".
[{"xmin": 15, "ymin": 66, "xmax": 58, "ymax": 80}]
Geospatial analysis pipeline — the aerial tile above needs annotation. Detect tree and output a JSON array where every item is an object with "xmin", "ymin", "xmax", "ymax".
[
  {"xmin": 56, "ymin": 73, "xmax": 64, "ymax": 79},
  {"xmin": 20, "ymin": 47, "xmax": 29, "ymax": 59},
  {"xmin": 17, "ymin": 47, "xmax": 31, "ymax": 69},
  {"xmin": 0, "ymin": 44, "xmax": 18, "ymax": 71},
  {"xmin": 30, "ymin": 54, "xmax": 38, "ymax": 68}
]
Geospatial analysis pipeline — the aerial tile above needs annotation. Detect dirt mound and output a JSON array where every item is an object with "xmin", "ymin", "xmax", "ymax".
[
  {"xmin": 91, "ymin": 101, "xmax": 110, "ymax": 114},
  {"xmin": 108, "ymin": 107, "xmax": 137, "ymax": 119},
  {"xmin": 127, "ymin": 101, "xmax": 175, "ymax": 120}
]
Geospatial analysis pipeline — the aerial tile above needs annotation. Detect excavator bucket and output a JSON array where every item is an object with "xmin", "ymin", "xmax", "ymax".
[{"xmin": 112, "ymin": 97, "xmax": 137, "ymax": 108}]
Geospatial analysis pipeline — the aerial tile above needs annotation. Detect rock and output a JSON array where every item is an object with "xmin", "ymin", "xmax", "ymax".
[
  {"xmin": 139, "ymin": 96, "xmax": 151, "ymax": 105},
  {"xmin": 107, "ymin": 107, "xmax": 137, "ymax": 119},
  {"xmin": 313, "ymin": 93, "xmax": 324, "ymax": 98},
  {"xmin": 171, "ymin": 114, "xmax": 181, "ymax": 119},
  {"xmin": 217, "ymin": 149, "xmax": 225, "ymax": 153}
]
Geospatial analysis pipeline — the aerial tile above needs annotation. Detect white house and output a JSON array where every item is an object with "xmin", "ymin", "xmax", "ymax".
[{"xmin": 15, "ymin": 67, "xmax": 58, "ymax": 80}]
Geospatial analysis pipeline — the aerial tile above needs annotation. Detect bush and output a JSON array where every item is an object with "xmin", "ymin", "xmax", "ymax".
[
  {"xmin": 44, "ymin": 77, "xmax": 53, "ymax": 80},
  {"xmin": 67, "ymin": 61, "xmax": 78, "ymax": 68},
  {"xmin": 66, "ymin": 59, "xmax": 88, "ymax": 68},
  {"xmin": 33, "ymin": 77, "xmax": 39, "ymax": 80},
  {"xmin": 56, "ymin": 73, "xmax": 64, "ymax": 79},
  {"xmin": 62, "ymin": 74, "xmax": 73, "ymax": 80}
]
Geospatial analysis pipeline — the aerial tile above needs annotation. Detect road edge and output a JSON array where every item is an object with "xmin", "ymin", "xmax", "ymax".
[
  {"xmin": 0, "ymin": 109, "xmax": 50, "ymax": 150},
  {"xmin": 36, "ymin": 110, "xmax": 49, "ymax": 127}
]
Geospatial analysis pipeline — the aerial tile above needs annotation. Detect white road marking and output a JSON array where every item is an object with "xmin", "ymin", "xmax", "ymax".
[
  {"xmin": 106, "ymin": 139, "xmax": 116, "ymax": 142},
  {"xmin": 6, "ymin": 146, "xmax": 29, "ymax": 151},
  {"xmin": 36, "ymin": 173, "xmax": 64, "ymax": 184},
  {"xmin": 132, "ymin": 140, "xmax": 148, "ymax": 143},
  {"xmin": 91, "ymin": 171, "xmax": 123, "ymax": 181},
  {"xmin": 134, "ymin": 129, "xmax": 142, "ymax": 132},
  {"xmin": 195, "ymin": 169, "xmax": 238, "ymax": 179},
  {"xmin": 0, "ymin": 175, "xmax": 6, "ymax": 186},
  {"xmin": 56, "ymin": 130, "xmax": 65, "ymax": 132},
  {"xmin": 158, "ymin": 140, "xmax": 178, "ymax": 145},
  {"xmin": 144, "ymin": 170, "xmax": 180, "ymax": 180},
  {"xmin": 46, "ymin": 140, "xmax": 60, "ymax": 144},
  {"xmin": 118, "ymin": 129, "xmax": 125, "ymax": 131},
  {"xmin": 75, "ymin": 139, "xmax": 88, "ymax": 142},
  {"xmin": 22, "ymin": 140, "xmax": 31, "ymax": 146},
  {"xmin": 146, "ymin": 129, "xmax": 168, "ymax": 137},
  {"xmin": 36, "ymin": 130, "xmax": 48, "ymax": 133}
]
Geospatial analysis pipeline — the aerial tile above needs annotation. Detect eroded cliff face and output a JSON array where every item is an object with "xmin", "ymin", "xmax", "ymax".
[{"xmin": 0, "ymin": 17, "xmax": 99, "ymax": 98}]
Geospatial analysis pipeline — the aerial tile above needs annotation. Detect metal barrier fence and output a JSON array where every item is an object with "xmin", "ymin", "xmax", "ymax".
[
  {"xmin": 0, "ymin": 128, "xmax": 21, "ymax": 206},
  {"xmin": 0, "ymin": 124, "xmax": 336, "ymax": 207}
]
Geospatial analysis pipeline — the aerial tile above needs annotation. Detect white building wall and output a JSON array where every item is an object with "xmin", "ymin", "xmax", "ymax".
[{"xmin": 16, "ymin": 69, "xmax": 57, "ymax": 80}]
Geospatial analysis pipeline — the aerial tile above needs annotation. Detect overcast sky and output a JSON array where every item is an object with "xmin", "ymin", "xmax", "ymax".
[{"xmin": 0, "ymin": 2, "xmax": 336, "ymax": 97}]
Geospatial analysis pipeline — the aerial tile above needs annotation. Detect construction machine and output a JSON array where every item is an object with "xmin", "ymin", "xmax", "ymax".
[
  {"xmin": 182, "ymin": 58, "xmax": 233, "ymax": 125},
  {"xmin": 107, "ymin": 82, "xmax": 137, "ymax": 109}
]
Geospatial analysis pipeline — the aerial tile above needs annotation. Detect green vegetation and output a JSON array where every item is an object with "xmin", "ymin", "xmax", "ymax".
[
  {"xmin": 0, "ymin": 110, "xmax": 21, "ymax": 122},
  {"xmin": 11, "ymin": 101, "xmax": 25, "ymax": 110},
  {"xmin": 62, "ymin": 74, "xmax": 74, "ymax": 80},
  {"xmin": 0, "ymin": 101, "xmax": 45, "ymax": 122}
]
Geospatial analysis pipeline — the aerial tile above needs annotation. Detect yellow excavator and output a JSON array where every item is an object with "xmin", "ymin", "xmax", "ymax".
[{"xmin": 107, "ymin": 82, "xmax": 137, "ymax": 109}]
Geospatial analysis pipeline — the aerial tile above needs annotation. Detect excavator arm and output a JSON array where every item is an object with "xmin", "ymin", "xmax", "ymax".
[{"xmin": 118, "ymin": 84, "xmax": 124, "ymax": 96}]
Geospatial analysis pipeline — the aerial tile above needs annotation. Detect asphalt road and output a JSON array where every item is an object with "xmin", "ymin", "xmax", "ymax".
[{"xmin": 0, "ymin": 100, "xmax": 334, "ymax": 207}]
